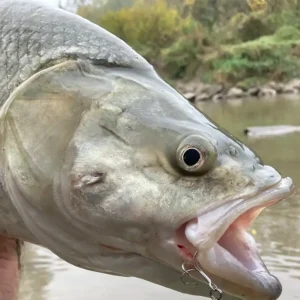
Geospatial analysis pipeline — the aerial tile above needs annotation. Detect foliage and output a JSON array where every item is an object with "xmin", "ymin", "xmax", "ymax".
[
  {"xmin": 191, "ymin": 0, "xmax": 219, "ymax": 28},
  {"xmin": 98, "ymin": 0, "xmax": 193, "ymax": 62},
  {"xmin": 77, "ymin": 0, "xmax": 134, "ymax": 23},
  {"xmin": 266, "ymin": 0, "xmax": 300, "ymax": 13},
  {"xmin": 247, "ymin": 0, "xmax": 267, "ymax": 12},
  {"xmin": 237, "ymin": 14, "xmax": 274, "ymax": 42},
  {"xmin": 73, "ymin": 0, "xmax": 300, "ymax": 85},
  {"xmin": 275, "ymin": 26, "xmax": 300, "ymax": 41},
  {"xmin": 207, "ymin": 35, "xmax": 300, "ymax": 84},
  {"xmin": 161, "ymin": 22, "xmax": 210, "ymax": 79}
]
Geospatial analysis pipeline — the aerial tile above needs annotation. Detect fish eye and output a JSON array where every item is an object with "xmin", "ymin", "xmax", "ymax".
[
  {"xmin": 182, "ymin": 147, "xmax": 204, "ymax": 169},
  {"xmin": 176, "ymin": 135, "xmax": 217, "ymax": 174}
]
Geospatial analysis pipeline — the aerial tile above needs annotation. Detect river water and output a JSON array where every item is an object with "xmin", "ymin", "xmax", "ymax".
[{"xmin": 18, "ymin": 97, "xmax": 300, "ymax": 300}]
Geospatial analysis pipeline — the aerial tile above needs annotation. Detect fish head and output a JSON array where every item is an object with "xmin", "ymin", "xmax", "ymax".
[{"xmin": 1, "ymin": 60, "xmax": 295, "ymax": 300}]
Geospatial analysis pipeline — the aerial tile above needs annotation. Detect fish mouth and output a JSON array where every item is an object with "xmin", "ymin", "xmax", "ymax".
[{"xmin": 176, "ymin": 177, "xmax": 295, "ymax": 299}]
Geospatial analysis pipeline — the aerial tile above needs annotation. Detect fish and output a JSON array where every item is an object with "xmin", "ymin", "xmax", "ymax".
[{"xmin": 0, "ymin": 1, "xmax": 295, "ymax": 299}]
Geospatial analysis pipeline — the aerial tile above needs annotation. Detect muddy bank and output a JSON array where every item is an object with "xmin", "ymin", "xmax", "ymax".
[{"xmin": 176, "ymin": 79, "xmax": 300, "ymax": 103}]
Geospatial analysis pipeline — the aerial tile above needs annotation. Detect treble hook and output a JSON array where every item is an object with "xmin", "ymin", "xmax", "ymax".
[
  {"xmin": 181, "ymin": 251, "xmax": 223, "ymax": 300},
  {"xmin": 193, "ymin": 251, "xmax": 223, "ymax": 299},
  {"xmin": 181, "ymin": 262, "xmax": 198, "ymax": 285}
]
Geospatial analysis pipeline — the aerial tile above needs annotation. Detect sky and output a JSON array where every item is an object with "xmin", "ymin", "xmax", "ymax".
[{"xmin": 39, "ymin": 0, "xmax": 61, "ymax": 7}]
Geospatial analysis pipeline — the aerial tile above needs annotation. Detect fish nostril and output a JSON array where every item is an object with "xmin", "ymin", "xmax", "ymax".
[{"xmin": 229, "ymin": 145, "xmax": 239, "ymax": 157}]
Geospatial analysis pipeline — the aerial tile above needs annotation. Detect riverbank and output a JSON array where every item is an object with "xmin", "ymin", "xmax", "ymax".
[{"xmin": 176, "ymin": 78, "xmax": 300, "ymax": 103}]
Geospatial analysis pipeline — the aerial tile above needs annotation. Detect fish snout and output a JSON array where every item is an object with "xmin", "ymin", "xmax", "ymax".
[{"xmin": 250, "ymin": 165, "xmax": 282, "ymax": 189}]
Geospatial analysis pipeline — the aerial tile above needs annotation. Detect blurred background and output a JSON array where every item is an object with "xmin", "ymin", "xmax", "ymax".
[
  {"xmin": 59, "ymin": 0, "xmax": 300, "ymax": 88},
  {"xmin": 22, "ymin": 1, "xmax": 300, "ymax": 300}
]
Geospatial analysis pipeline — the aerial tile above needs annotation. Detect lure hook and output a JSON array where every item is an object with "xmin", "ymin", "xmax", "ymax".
[{"xmin": 181, "ymin": 251, "xmax": 223, "ymax": 300}]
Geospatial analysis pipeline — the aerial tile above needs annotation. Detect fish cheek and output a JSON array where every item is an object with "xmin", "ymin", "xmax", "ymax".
[
  {"xmin": 200, "ymin": 165, "xmax": 250, "ymax": 204},
  {"xmin": 169, "ymin": 164, "xmax": 250, "ymax": 218},
  {"xmin": 64, "ymin": 170, "xmax": 155, "ymax": 247},
  {"xmin": 59, "ymin": 127, "xmax": 140, "ymax": 235}
]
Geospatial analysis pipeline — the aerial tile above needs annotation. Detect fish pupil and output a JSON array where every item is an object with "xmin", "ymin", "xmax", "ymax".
[{"xmin": 183, "ymin": 149, "xmax": 201, "ymax": 166}]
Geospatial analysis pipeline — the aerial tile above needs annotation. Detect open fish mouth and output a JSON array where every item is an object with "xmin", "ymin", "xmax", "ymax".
[{"xmin": 176, "ymin": 177, "xmax": 296, "ymax": 299}]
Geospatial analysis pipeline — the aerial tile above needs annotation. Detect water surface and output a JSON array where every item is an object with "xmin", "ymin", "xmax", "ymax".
[{"xmin": 19, "ymin": 97, "xmax": 300, "ymax": 300}]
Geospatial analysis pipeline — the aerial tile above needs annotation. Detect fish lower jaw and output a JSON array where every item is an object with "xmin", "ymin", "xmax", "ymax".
[
  {"xmin": 181, "ymin": 212, "xmax": 282, "ymax": 299},
  {"xmin": 175, "ymin": 177, "xmax": 295, "ymax": 299},
  {"xmin": 177, "ymin": 205, "xmax": 272, "ymax": 272}
]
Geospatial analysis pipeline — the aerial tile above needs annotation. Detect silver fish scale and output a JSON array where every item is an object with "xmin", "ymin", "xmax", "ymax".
[{"xmin": 0, "ymin": 0, "xmax": 148, "ymax": 105}]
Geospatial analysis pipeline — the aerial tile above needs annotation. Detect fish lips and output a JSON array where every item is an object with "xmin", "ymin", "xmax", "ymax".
[{"xmin": 176, "ymin": 177, "xmax": 295, "ymax": 300}]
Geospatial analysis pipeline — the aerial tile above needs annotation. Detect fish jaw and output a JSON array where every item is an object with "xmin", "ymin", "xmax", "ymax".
[{"xmin": 169, "ymin": 177, "xmax": 295, "ymax": 300}]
